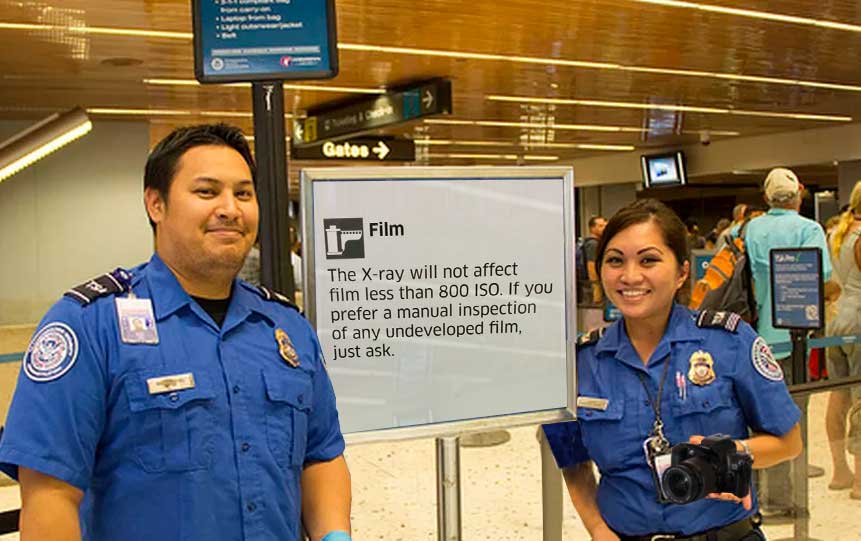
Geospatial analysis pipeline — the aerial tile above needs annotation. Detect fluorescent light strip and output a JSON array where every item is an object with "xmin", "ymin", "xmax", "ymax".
[
  {"xmin": 486, "ymin": 95, "xmax": 853, "ymax": 122},
  {"xmin": 143, "ymin": 78, "xmax": 384, "ymax": 95},
  {"xmin": 3, "ymin": 21, "xmax": 859, "ymax": 92},
  {"xmin": 0, "ymin": 121, "xmax": 92, "ymax": 182},
  {"xmin": 428, "ymin": 153, "xmax": 559, "ymax": 161},
  {"xmin": 424, "ymin": 118, "xmax": 646, "ymax": 133},
  {"xmin": 626, "ymin": 0, "xmax": 861, "ymax": 34},
  {"xmin": 87, "ymin": 107, "xmax": 292, "ymax": 118},
  {"xmin": 414, "ymin": 139, "xmax": 635, "ymax": 151}
]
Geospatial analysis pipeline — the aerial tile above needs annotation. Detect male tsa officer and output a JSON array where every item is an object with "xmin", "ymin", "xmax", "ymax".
[{"xmin": 0, "ymin": 124, "xmax": 352, "ymax": 541}]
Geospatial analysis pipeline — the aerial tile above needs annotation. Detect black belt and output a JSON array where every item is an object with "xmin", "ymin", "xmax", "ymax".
[{"xmin": 618, "ymin": 515, "xmax": 760, "ymax": 541}]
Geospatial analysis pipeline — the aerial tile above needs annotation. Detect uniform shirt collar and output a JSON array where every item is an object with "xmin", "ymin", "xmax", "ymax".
[
  {"xmin": 767, "ymin": 208, "xmax": 797, "ymax": 216},
  {"xmin": 594, "ymin": 304, "xmax": 703, "ymax": 366}
]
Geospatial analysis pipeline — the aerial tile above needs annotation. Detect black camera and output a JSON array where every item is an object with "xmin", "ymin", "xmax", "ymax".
[{"xmin": 660, "ymin": 435, "xmax": 752, "ymax": 504}]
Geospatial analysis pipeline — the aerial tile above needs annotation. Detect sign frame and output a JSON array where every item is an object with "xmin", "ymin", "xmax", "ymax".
[
  {"xmin": 300, "ymin": 166, "xmax": 577, "ymax": 444},
  {"xmin": 191, "ymin": 0, "xmax": 339, "ymax": 84},
  {"xmin": 769, "ymin": 247, "xmax": 825, "ymax": 331}
]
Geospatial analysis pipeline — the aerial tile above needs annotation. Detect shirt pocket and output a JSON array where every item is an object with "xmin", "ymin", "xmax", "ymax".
[
  {"xmin": 262, "ymin": 369, "xmax": 313, "ymax": 468},
  {"xmin": 670, "ymin": 382, "xmax": 745, "ymax": 440},
  {"xmin": 124, "ymin": 370, "xmax": 217, "ymax": 473},
  {"xmin": 578, "ymin": 400, "xmax": 640, "ymax": 472}
]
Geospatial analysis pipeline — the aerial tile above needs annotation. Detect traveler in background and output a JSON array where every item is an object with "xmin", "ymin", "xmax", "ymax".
[
  {"xmin": 0, "ymin": 124, "xmax": 352, "ymax": 541},
  {"xmin": 685, "ymin": 218, "xmax": 707, "ymax": 249},
  {"xmin": 543, "ymin": 199, "xmax": 801, "ymax": 541},
  {"xmin": 715, "ymin": 204, "xmax": 746, "ymax": 251},
  {"xmin": 744, "ymin": 167, "xmax": 838, "ymax": 516},
  {"xmin": 706, "ymin": 218, "xmax": 732, "ymax": 250},
  {"xmin": 825, "ymin": 180, "xmax": 861, "ymax": 498},
  {"xmin": 582, "ymin": 215, "xmax": 607, "ymax": 305}
]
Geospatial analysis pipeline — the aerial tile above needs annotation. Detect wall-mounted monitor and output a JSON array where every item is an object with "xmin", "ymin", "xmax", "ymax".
[{"xmin": 641, "ymin": 151, "xmax": 687, "ymax": 188}]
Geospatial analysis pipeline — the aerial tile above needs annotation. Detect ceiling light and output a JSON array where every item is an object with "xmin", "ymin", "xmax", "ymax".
[
  {"xmin": 0, "ymin": 107, "xmax": 92, "ymax": 183},
  {"xmin": 625, "ymin": 0, "xmax": 861, "ymax": 33},
  {"xmin": 427, "ymin": 153, "xmax": 558, "ymax": 161},
  {"xmin": 414, "ymin": 139, "xmax": 514, "ymax": 147},
  {"xmin": 487, "ymin": 95, "xmax": 852, "ymax": 122},
  {"xmin": 414, "ymin": 139, "xmax": 635, "ymax": 151},
  {"xmin": 424, "ymin": 118, "xmax": 646, "ymax": 133},
  {"xmin": 143, "ymin": 78, "xmax": 384, "ymax": 95},
  {"xmin": 86, "ymin": 108, "xmax": 292, "ymax": 119}
]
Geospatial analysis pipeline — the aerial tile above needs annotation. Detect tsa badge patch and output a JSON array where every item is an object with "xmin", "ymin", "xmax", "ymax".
[
  {"xmin": 275, "ymin": 328, "xmax": 299, "ymax": 368},
  {"xmin": 687, "ymin": 350, "xmax": 716, "ymax": 386},
  {"xmin": 752, "ymin": 337, "xmax": 784, "ymax": 381},
  {"xmin": 24, "ymin": 322, "xmax": 79, "ymax": 382}
]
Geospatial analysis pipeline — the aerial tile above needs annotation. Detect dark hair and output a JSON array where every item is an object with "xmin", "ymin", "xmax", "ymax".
[
  {"xmin": 743, "ymin": 204, "xmax": 766, "ymax": 219},
  {"xmin": 595, "ymin": 199, "xmax": 689, "ymax": 277},
  {"xmin": 144, "ymin": 123, "xmax": 256, "ymax": 230},
  {"xmin": 588, "ymin": 215, "xmax": 605, "ymax": 229}
]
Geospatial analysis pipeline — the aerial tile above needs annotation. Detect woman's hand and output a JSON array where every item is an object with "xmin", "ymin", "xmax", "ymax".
[
  {"xmin": 590, "ymin": 523, "xmax": 621, "ymax": 541},
  {"xmin": 688, "ymin": 435, "xmax": 753, "ymax": 510}
]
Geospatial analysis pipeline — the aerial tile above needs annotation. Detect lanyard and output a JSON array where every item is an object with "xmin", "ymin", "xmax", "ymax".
[{"xmin": 638, "ymin": 358, "xmax": 672, "ymax": 448}]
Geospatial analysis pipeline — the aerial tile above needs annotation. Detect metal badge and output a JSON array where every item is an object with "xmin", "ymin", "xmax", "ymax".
[
  {"xmin": 147, "ymin": 373, "xmax": 195, "ymax": 395},
  {"xmin": 275, "ymin": 328, "xmax": 299, "ymax": 368},
  {"xmin": 687, "ymin": 350, "xmax": 716, "ymax": 386},
  {"xmin": 116, "ymin": 297, "xmax": 159, "ymax": 344}
]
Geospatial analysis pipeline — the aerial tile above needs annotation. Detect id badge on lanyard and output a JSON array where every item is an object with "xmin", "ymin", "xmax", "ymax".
[{"xmin": 639, "ymin": 360, "xmax": 674, "ymax": 503}]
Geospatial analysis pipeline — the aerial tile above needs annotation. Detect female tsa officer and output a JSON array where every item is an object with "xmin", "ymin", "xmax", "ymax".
[{"xmin": 544, "ymin": 199, "xmax": 802, "ymax": 541}]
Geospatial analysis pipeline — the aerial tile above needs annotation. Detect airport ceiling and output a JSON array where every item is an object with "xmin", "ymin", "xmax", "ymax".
[{"xmin": 2, "ymin": 0, "xmax": 861, "ymax": 187}]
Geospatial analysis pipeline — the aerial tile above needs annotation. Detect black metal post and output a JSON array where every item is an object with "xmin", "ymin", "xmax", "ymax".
[{"xmin": 252, "ymin": 81, "xmax": 295, "ymax": 298}]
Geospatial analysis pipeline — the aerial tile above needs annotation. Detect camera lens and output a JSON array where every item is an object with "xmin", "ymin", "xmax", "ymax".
[{"xmin": 662, "ymin": 465, "xmax": 703, "ymax": 504}]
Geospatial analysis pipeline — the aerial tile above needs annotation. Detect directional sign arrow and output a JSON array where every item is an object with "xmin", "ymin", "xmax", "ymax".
[
  {"xmin": 423, "ymin": 89, "xmax": 434, "ymax": 109},
  {"xmin": 372, "ymin": 141, "xmax": 390, "ymax": 160}
]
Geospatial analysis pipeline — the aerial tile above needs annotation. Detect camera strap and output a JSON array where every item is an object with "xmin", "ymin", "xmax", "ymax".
[{"xmin": 638, "ymin": 358, "xmax": 672, "ymax": 454}]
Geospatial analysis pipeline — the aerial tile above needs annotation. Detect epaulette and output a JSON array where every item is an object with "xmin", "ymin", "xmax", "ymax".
[
  {"xmin": 256, "ymin": 285, "xmax": 301, "ymax": 313},
  {"xmin": 64, "ymin": 268, "xmax": 133, "ymax": 305},
  {"xmin": 577, "ymin": 327, "xmax": 605, "ymax": 348},
  {"xmin": 696, "ymin": 310, "xmax": 741, "ymax": 333}
]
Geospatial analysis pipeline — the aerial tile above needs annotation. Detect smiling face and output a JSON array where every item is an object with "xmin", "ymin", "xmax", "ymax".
[
  {"xmin": 145, "ymin": 144, "xmax": 259, "ymax": 282},
  {"xmin": 600, "ymin": 219, "xmax": 689, "ymax": 326}
]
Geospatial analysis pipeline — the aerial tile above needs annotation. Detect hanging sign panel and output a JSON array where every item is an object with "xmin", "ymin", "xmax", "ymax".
[
  {"xmin": 770, "ymin": 247, "xmax": 824, "ymax": 330},
  {"xmin": 192, "ymin": 0, "xmax": 338, "ymax": 83},
  {"xmin": 301, "ymin": 167, "xmax": 576, "ymax": 441}
]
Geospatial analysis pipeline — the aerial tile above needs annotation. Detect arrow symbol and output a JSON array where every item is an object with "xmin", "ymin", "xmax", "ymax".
[
  {"xmin": 423, "ymin": 89, "xmax": 434, "ymax": 109},
  {"xmin": 372, "ymin": 141, "xmax": 390, "ymax": 160},
  {"xmin": 293, "ymin": 122, "xmax": 303, "ymax": 140}
]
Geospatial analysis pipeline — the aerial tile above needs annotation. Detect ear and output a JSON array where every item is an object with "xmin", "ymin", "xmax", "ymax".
[
  {"xmin": 676, "ymin": 260, "xmax": 690, "ymax": 291},
  {"xmin": 144, "ymin": 187, "xmax": 166, "ymax": 226}
]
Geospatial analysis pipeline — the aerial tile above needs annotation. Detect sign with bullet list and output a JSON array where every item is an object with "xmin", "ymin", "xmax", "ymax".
[{"xmin": 301, "ymin": 167, "xmax": 577, "ymax": 440}]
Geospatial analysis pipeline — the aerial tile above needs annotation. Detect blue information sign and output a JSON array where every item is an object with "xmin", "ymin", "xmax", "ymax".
[
  {"xmin": 192, "ymin": 0, "xmax": 338, "ymax": 83},
  {"xmin": 603, "ymin": 301, "xmax": 622, "ymax": 322},
  {"xmin": 770, "ymin": 247, "xmax": 824, "ymax": 330}
]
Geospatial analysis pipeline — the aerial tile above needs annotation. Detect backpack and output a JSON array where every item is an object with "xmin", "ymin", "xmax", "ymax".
[
  {"xmin": 689, "ymin": 222, "xmax": 757, "ymax": 323},
  {"xmin": 575, "ymin": 237, "xmax": 598, "ymax": 302}
]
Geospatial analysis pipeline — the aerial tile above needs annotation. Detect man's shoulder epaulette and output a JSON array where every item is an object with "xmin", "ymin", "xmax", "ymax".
[
  {"xmin": 577, "ymin": 327, "xmax": 605, "ymax": 348},
  {"xmin": 64, "ymin": 268, "xmax": 133, "ymax": 305},
  {"xmin": 255, "ymin": 285, "xmax": 301, "ymax": 313},
  {"xmin": 695, "ymin": 310, "xmax": 741, "ymax": 333}
]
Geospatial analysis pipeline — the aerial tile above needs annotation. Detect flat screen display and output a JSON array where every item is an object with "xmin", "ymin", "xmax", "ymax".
[
  {"xmin": 641, "ymin": 151, "xmax": 687, "ymax": 188},
  {"xmin": 192, "ymin": 0, "xmax": 338, "ymax": 83}
]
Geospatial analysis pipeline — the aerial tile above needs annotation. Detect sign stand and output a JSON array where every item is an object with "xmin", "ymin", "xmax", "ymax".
[
  {"xmin": 537, "ymin": 427, "xmax": 563, "ymax": 541},
  {"xmin": 436, "ymin": 437, "xmax": 462, "ymax": 541},
  {"xmin": 252, "ymin": 82, "xmax": 295, "ymax": 297}
]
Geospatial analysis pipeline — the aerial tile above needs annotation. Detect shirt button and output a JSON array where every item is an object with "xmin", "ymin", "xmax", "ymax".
[
  {"xmin": 644, "ymin": 400, "xmax": 650, "ymax": 407},
  {"xmin": 297, "ymin": 394, "xmax": 304, "ymax": 404},
  {"xmin": 703, "ymin": 401, "xmax": 710, "ymax": 407},
  {"xmin": 169, "ymin": 393, "xmax": 179, "ymax": 402},
  {"xmin": 232, "ymin": 385, "xmax": 240, "ymax": 394},
  {"xmin": 241, "ymin": 442, "xmax": 251, "ymax": 452},
  {"xmin": 246, "ymin": 502, "xmax": 256, "ymax": 513}
]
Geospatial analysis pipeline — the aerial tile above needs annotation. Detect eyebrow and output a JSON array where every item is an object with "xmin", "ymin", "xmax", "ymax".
[
  {"xmin": 604, "ymin": 246, "xmax": 665, "ymax": 255},
  {"xmin": 194, "ymin": 177, "xmax": 254, "ymax": 186}
]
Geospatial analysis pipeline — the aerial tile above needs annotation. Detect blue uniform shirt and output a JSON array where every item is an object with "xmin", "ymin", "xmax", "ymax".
[
  {"xmin": 0, "ymin": 254, "xmax": 345, "ymax": 541},
  {"xmin": 543, "ymin": 305, "xmax": 800, "ymax": 536},
  {"xmin": 744, "ymin": 208, "xmax": 832, "ymax": 348}
]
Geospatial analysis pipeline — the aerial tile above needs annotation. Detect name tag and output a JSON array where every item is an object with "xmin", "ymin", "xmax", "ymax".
[
  {"xmin": 577, "ymin": 396, "xmax": 609, "ymax": 410},
  {"xmin": 147, "ymin": 373, "xmax": 195, "ymax": 395}
]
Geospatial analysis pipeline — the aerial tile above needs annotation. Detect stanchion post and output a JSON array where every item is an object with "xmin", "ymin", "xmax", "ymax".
[
  {"xmin": 436, "ymin": 436, "xmax": 462, "ymax": 541},
  {"xmin": 537, "ymin": 427, "xmax": 563, "ymax": 541}
]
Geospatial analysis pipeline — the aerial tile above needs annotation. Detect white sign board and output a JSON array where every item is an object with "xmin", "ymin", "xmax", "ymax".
[{"xmin": 301, "ymin": 167, "xmax": 576, "ymax": 441}]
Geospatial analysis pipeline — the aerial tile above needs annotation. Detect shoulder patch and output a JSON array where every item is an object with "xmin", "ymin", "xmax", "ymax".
[
  {"xmin": 577, "ymin": 327, "xmax": 605, "ymax": 348},
  {"xmin": 256, "ymin": 285, "xmax": 301, "ymax": 313},
  {"xmin": 751, "ymin": 336, "xmax": 784, "ymax": 381},
  {"xmin": 24, "ymin": 322, "xmax": 79, "ymax": 382},
  {"xmin": 64, "ymin": 268, "xmax": 132, "ymax": 305},
  {"xmin": 696, "ymin": 310, "xmax": 741, "ymax": 333}
]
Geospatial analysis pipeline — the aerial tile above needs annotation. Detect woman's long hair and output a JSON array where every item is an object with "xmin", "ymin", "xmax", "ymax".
[{"xmin": 830, "ymin": 181, "xmax": 861, "ymax": 257}]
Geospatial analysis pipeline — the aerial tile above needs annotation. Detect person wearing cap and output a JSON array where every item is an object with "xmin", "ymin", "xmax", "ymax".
[
  {"xmin": 0, "ymin": 124, "xmax": 352, "ymax": 541},
  {"xmin": 744, "ymin": 167, "xmax": 837, "ymax": 517}
]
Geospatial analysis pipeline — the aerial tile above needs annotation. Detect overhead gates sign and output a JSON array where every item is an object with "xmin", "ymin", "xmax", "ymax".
[
  {"xmin": 291, "ymin": 138, "xmax": 416, "ymax": 162},
  {"xmin": 301, "ymin": 166, "xmax": 576, "ymax": 440}
]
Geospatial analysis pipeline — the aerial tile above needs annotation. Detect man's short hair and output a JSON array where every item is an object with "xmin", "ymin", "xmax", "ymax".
[
  {"xmin": 588, "ymin": 216, "xmax": 605, "ymax": 229},
  {"xmin": 144, "ymin": 124, "xmax": 256, "ymax": 230},
  {"xmin": 732, "ymin": 204, "xmax": 747, "ymax": 221}
]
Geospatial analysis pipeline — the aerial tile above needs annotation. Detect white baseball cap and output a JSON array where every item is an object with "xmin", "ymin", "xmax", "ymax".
[{"xmin": 764, "ymin": 168, "xmax": 801, "ymax": 201}]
